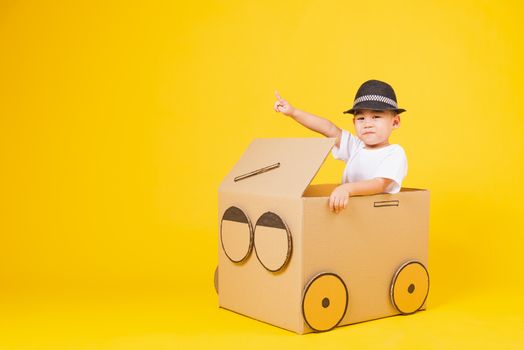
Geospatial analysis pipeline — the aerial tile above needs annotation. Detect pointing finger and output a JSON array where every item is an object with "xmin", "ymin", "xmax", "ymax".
[{"xmin": 275, "ymin": 90, "xmax": 283, "ymax": 101}]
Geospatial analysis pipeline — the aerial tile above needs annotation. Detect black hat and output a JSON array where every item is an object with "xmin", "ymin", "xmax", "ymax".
[{"xmin": 344, "ymin": 79, "xmax": 406, "ymax": 115}]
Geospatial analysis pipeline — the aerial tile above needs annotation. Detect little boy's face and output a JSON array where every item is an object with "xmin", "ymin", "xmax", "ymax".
[{"xmin": 353, "ymin": 109, "xmax": 400, "ymax": 148}]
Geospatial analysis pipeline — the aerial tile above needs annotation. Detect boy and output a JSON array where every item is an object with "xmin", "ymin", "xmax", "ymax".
[{"xmin": 273, "ymin": 79, "xmax": 407, "ymax": 214}]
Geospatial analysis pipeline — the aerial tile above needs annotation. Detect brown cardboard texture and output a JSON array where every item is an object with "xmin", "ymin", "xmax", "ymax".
[{"xmin": 218, "ymin": 138, "xmax": 430, "ymax": 334}]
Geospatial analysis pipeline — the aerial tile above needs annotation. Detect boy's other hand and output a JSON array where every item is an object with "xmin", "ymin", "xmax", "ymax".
[
  {"xmin": 274, "ymin": 90, "xmax": 295, "ymax": 117},
  {"xmin": 329, "ymin": 184, "xmax": 350, "ymax": 213}
]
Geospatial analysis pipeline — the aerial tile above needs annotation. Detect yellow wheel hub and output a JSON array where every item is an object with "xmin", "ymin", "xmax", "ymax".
[
  {"xmin": 302, "ymin": 273, "xmax": 348, "ymax": 332},
  {"xmin": 391, "ymin": 261, "xmax": 429, "ymax": 314}
]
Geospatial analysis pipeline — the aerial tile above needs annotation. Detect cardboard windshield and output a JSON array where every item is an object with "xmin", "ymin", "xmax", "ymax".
[{"xmin": 219, "ymin": 138, "xmax": 336, "ymax": 198}]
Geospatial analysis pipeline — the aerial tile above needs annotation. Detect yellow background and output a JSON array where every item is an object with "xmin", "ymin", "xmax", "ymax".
[{"xmin": 1, "ymin": 0, "xmax": 523, "ymax": 348}]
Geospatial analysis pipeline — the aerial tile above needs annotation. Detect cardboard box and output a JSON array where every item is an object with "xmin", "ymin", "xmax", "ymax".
[{"xmin": 217, "ymin": 138, "xmax": 430, "ymax": 334}]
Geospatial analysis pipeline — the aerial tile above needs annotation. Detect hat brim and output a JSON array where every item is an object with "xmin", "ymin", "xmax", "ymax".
[{"xmin": 343, "ymin": 101, "xmax": 406, "ymax": 115}]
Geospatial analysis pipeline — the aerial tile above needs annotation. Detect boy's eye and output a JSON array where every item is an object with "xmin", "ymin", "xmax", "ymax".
[
  {"xmin": 357, "ymin": 117, "xmax": 364, "ymax": 121},
  {"xmin": 373, "ymin": 115, "xmax": 381, "ymax": 119}
]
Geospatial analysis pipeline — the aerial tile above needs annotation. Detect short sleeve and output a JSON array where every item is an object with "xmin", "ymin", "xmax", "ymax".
[
  {"xmin": 331, "ymin": 129, "xmax": 361, "ymax": 162},
  {"xmin": 374, "ymin": 146, "xmax": 408, "ymax": 193}
]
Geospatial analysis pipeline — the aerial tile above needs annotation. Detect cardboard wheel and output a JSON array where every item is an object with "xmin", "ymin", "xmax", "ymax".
[
  {"xmin": 302, "ymin": 273, "xmax": 348, "ymax": 332},
  {"xmin": 254, "ymin": 212, "xmax": 292, "ymax": 272},
  {"xmin": 220, "ymin": 206, "xmax": 253, "ymax": 263},
  {"xmin": 214, "ymin": 266, "xmax": 218, "ymax": 294},
  {"xmin": 390, "ymin": 261, "xmax": 429, "ymax": 314}
]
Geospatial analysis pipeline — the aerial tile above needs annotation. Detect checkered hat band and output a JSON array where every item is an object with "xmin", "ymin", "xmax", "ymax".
[{"xmin": 353, "ymin": 94, "xmax": 398, "ymax": 108}]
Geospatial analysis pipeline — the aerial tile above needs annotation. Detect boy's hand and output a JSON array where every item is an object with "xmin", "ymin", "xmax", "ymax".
[
  {"xmin": 329, "ymin": 184, "xmax": 350, "ymax": 213},
  {"xmin": 274, "ymin": 90, "xmax": 295, "ymax": 117}
]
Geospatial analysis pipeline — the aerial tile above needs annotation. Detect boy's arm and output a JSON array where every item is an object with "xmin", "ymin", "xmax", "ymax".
[
  {"xmin": 329, "ymin": 178, "xmax": 394, "ymax": 213},
  {"xmin": 343, "ymin": 178, "xmax": 393, "ymax": 196},
  {"xmin": 290, "ymin": 109, "xmax": 342, "ymax": 141},
  {"xmin": 274, "ymin": 91, "xmax": 342, "ymax": 147}
]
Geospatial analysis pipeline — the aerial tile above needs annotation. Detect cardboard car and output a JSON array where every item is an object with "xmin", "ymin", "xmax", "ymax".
[{"xmin": 216, "ymin": 138, "xmax": 430, "ymax": 334}]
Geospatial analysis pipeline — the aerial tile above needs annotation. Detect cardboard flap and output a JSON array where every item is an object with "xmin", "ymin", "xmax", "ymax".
[{"xmin": 220, "ymin": 138, "xmax": 335, "ymax": 197}]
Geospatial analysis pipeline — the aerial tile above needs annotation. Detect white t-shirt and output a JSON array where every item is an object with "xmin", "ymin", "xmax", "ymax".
[{"xmin": 331, "ymin": 129, "xmax": 408, "ymax": 194}]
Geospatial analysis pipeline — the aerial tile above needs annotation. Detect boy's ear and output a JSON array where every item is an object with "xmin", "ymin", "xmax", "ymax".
[{"xmin": 392, "ymin": 115, "xmax": 401, "ymax": 129}]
